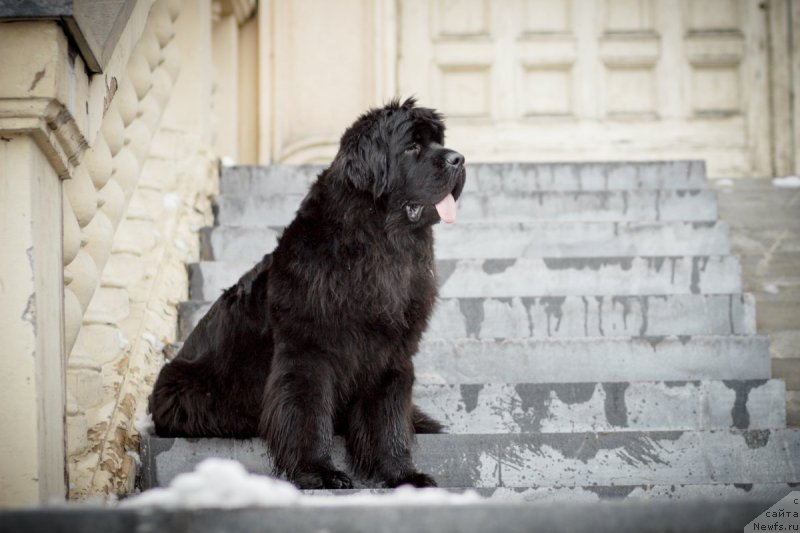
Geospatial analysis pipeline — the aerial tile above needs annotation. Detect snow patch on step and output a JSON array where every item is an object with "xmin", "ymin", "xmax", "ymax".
[{"xmin": 124, "ymin": 458, "xmax": 482, "ymax": 508}]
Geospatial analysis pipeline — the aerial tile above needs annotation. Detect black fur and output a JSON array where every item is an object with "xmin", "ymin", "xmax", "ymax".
[{"xmin": 149, "ymin": 98, "xmax": 466, "ymax": 490}]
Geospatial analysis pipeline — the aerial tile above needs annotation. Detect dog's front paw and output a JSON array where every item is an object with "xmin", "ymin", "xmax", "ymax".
[
  {"xmin": 385, "ymin": 472, "xmax": 437, "ymax": 488},
  {"xmin": 293, "ymin": 467, "xmax": 354, "ymax": 490}
]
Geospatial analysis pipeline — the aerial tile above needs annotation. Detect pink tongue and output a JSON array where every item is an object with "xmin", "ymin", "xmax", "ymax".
[{"xmin": 435, "ymin": 193, "xmax": 457, "ymax": 224}]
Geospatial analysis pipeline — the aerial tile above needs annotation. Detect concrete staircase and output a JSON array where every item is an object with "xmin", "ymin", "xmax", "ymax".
[{"xmin": 141, "ymin": 161, "xmax": 800, "ymax": 503}]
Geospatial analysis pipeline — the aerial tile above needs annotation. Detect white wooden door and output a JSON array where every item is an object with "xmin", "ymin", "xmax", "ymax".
[{"xmin": 398, "ymin": 0, "xmax": 771, "ymax": 177}]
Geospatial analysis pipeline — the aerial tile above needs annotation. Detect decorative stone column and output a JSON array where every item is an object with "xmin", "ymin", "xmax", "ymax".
[
  {"xmin": 0, "ymin": 22, "xmax": 81, "ymax": 506},
  {"xmin": 0, "ymin": 0, "xmax": 153, "ymax": 505}
]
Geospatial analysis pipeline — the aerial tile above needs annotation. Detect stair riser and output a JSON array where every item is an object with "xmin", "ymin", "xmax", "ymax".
[
  {"xmin": 414, "ymin": 380, "xmax": 786, "ymax": 433},
  {"xmin": 142, "ymin": 429, "xmax": 800, "ymax": 489},
  {"xmin": 188, "ymin": 257, "xmax": 742, "ymax": 301},
  {"xmin": 214, "ymin": 190, "xmax": 718, "ymax": 226},
  {"xmin": 437, "ymin": 256, "xmax": 741, "ymax": 298},
  {"xmin": 416, "ymin": 337, "xmax": 770, "ymax": 383},
  {"xmin": 179, "ymin": 294, "xmax": 756, "ymax": 341},
  {"xmin": 220, "ymin": 161, "xmax": 707, "ymax": 195},
  {"xmin": 202, "ymin": 221, "xmax": 731, "ymax": 262}
]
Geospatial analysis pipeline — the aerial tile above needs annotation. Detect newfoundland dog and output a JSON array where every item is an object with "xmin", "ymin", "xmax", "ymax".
[{"xmin": 149, "ymin": 98, "xmax": 466, "ymax": 490}]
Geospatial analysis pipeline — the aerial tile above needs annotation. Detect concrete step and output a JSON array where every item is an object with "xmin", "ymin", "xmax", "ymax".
[
  {"xmin": 200, "ymin": 221, "xmax": 731, "ymax": 262},
  {"xmin": 305, "ymin": 484, "xmax": 796, "ymax": 503},
  {"xmin": 141, "ymin": 428, "xmax": 800, "ymax": 490},
  {"xmin": 179, "ymin": 294, "xmax": 757, "ymax": 341},
  {"xmin": 413, "ymin": 380, "xmax": 785, "ymax": 434},
  {"xmin": 214, "ymin": 189, "xmax": 718, "ymax": 226},
  {"xmin": 415, "ymin": 336, "xmax": 770, "ymax": 383},
  {"xmin": 0, "ymin": 498, "xmax": 783, "ymax": 532},
  {"xmin": 187, "ymin": 256, "xmax": 742, "ymax": 301},
  {"xmin": 219, "ymin": 160, "xmax": 708, "ymax": 196}
]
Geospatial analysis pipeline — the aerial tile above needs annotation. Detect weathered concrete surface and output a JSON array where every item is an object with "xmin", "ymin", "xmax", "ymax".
[
  {"xmin": 179, "ymin": 293, "xmax": 757, "ymax": 341},
  {"xmin": 307, "ymin": 484, "xmax": 796, "ymax": 503},
  {"xmin": 413, "ymin": 380, "xmax": 786, "ymax": 433},
  {"xmin": 0, "ymin": 499, "xmax": 780, "ymax": 533},
  {"xmin": 214, "ymin": 189, "xmax": 718, "ymax": 226},
  {"xmin": 414, "ymin": 336, "xmax": 770, "ymax": 383},
  {"xmin": 219, "ymin": 161, "xmax": 708, "ymax": 196},
  {"xmin": 188, "ymin": 256, "xmax": 742, "ymax": 301},
  {"xmin": 201, "ymin": 221, "xmax": 731, "ymax": 262},
  {"xmin": 141, "ymin": 429, "xmax": 800, "ymax": 489},
  {"xmin": 715, "ymin": 178, "xmax": 800, "ymax": 425}
]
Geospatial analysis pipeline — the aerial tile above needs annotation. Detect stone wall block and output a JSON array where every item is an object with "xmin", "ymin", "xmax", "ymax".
[
  {"xmin": 117, "ymin": 83, "xmax": 140, "ymax": 127},
  {"xmin": 84, "ymin": 287, "xmax": 131, "ymax": 325},
  {"xmin": 128, "ymin": 186, "xmax": 164, "ymax": 221},
  {"xmin": 98, "ymin": 179, "xmax": 127, "ymax": 229},
  {"xmin": 151, "ymin": 2, "xmax": 177, "ymax": 46},
  {"xmin": 150, "ymin": 68, "xmax": 174, "ymax": 109},
  {"xmin": 111, "ymin": 147, "xmax": 142, "ymax": 199},
  {"xmin": 77, "ymin": 323, "xmax": 128, "ymax": 366},
  {"xmin": 66, "ymin": 351, "xmax": 104, "ymax": 409},
  {"xmin": 128, "ymin": 54, "xmax": 154, "ymax": 101},
  {"xmin": 101, "ymin": 106, "xmax": 127, "ymax": 157},
  {"xmin": 138, "ymin": 94, "xmax": 163, "ymax": 136},
  {"xmin": 103, "ymin": 252, "xmax": 144, "ymax": 289},
  {"xmin": 118, "ymin": 219, "xmax": 159, "ymax": 252},
  {"xmin": 82, "ymin": 212, "xmax": 115, "ymax": 275},
  {"xmin": 84, "ymin": 136, "xmax": 114, "ymax": 190},
  {"xmin": 139, "ymin": 27, "xmax": 162, "ymax": 70},
  {"xmin": 65, "ymin": 250, "xmax": 99, "ymax": 313},
  {"xmin": 63, "ymin": 288, "xmax": 83, "ymax": 352},
  {"xmin": 161, "ymin": 40, "xmax": 182, "ymax": 81},
  {"xmin": 63, "ymin": 196, "xmax": 82, "ymax": 266},
  {"xmin": 124, "ymin": 120, "xmax": 153, "ymax": 165},
  {"xmin": 65, "ymin": 392, "xmax": 89, "ymax": 457},
  {"xmin": 64, "ymin": 166, "xmax": 98, "ymax": 227}
]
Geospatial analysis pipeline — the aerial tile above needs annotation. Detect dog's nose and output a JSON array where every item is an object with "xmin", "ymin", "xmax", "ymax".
[{"xmin": 446, "ymin": 151, "xmax": 464, "ymax": 167}]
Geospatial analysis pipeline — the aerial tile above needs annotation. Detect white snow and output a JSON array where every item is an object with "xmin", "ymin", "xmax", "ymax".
[
  {"xmin": 763, "ymin": 283, "xmax": 780, "ymax": 294},
  {"xmin": 715, "ymin": 179, "xmax": 734, "ymax": 187},
  {"xmin": 122, "ymin": 458, "xmax": 481, "ymax": 509},
  {"xmin": 127, "ymin": 450, "xmax": 142, "ymax": 467},
  {"xmin": 162, "ymin": 193, "xmax": 180, "ymax": 210},
  {"xmin": 134, "ymin": 411, "xmax": 154, "ymax": 436},
  {"xmin": 773, "ymin": 176, "xmax": 800, "ymax": 188},
  {"xmin": 220, "ymin": 156, "xmax": 237, "ymax": 167},
  {"xmin": 142, "ymin": 332, "xmax": 165, "ymax": 352}
]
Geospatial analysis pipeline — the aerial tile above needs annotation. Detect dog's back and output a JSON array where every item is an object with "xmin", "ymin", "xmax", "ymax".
[{"xmin": 149, "ymin": 254, "xmax": 274, "ymax": 438}]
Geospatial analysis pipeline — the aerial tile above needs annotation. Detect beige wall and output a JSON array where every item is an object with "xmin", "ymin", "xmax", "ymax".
[{"xmin": 240, "ymin": 0, "xmax": 798, "ymax": 177}]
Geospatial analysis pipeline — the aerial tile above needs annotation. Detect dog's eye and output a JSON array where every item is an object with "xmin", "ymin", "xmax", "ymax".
[{"xmin": 405, "ymin": 143, "xmax": 421, "ymax": 154}]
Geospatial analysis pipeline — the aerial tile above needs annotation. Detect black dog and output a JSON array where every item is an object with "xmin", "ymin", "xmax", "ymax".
[{"xmin": 149, "ymin": 98, "xmax": 466, "ymax": 490}]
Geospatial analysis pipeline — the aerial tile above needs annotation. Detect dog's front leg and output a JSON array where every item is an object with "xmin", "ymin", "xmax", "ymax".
[
  {"xmin": 346, "ymin": 360, "xmax": 437, "ymax": 488},
  {"xmin": 259, "ymin": 342, "xmax": 352, "ymax": 489}
]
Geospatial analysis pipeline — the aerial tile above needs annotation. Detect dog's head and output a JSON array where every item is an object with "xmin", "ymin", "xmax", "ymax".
[{"xmin": 332, "ymin": 97, "xmax": 466, "ymax": 228}]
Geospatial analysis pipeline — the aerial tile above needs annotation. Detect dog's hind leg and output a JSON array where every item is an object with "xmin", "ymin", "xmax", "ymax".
[
  {"xmin": 150, "ymin": 357, "xmax": 259, "ymax": 438},
  {"xmin": 259, "ymin": 343, "xmax": 353, "ymax": 490}
]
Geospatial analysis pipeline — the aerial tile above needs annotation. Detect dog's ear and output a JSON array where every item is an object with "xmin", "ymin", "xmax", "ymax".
[{"xmin": 333, "ymin": 117, "xmax": 390, "ymax": 198}]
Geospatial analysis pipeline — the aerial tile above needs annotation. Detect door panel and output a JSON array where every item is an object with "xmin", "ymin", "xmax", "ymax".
[{"xmin": 398, "ymin": 0, "xmax": 770, "ymax": 177}]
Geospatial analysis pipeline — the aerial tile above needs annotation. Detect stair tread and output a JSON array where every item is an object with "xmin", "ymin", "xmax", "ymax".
[
  {"xmin": 188, "ymin": 256, "xmax": 743, "ymax": 300},
  {"xmin": 178, "ymin": 293, "xmax": 757, "ymax": 340},
  {"xmin": 214, "ymin": 189, "xmax": 718, "ymax": 225},
  {"xmin": 201, "ymin": 220, "xmax": 732, "ymax": 261},
  {"xmin": 142, "ymin": 428, "xmax": 800, "ymax": 489},
  {"xmin": 220, "ymin": 160, "xmax": 708, "ymax": 195}
]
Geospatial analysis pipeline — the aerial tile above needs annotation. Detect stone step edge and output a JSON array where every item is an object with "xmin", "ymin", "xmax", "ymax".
[
  {"xmin": 302, "ymin": 483, "xmax": 797, "ymax": 501},
  {"xmin": 214, "ymin": 188, "xmax": 714, "ymax": 200},
  {"xmin": 142, "ymin": 429, "xmax": 800, "ymax": 489},
  {"xmin": 0, "ymin": 500, "xmax": 779, "ymax": 533}
]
